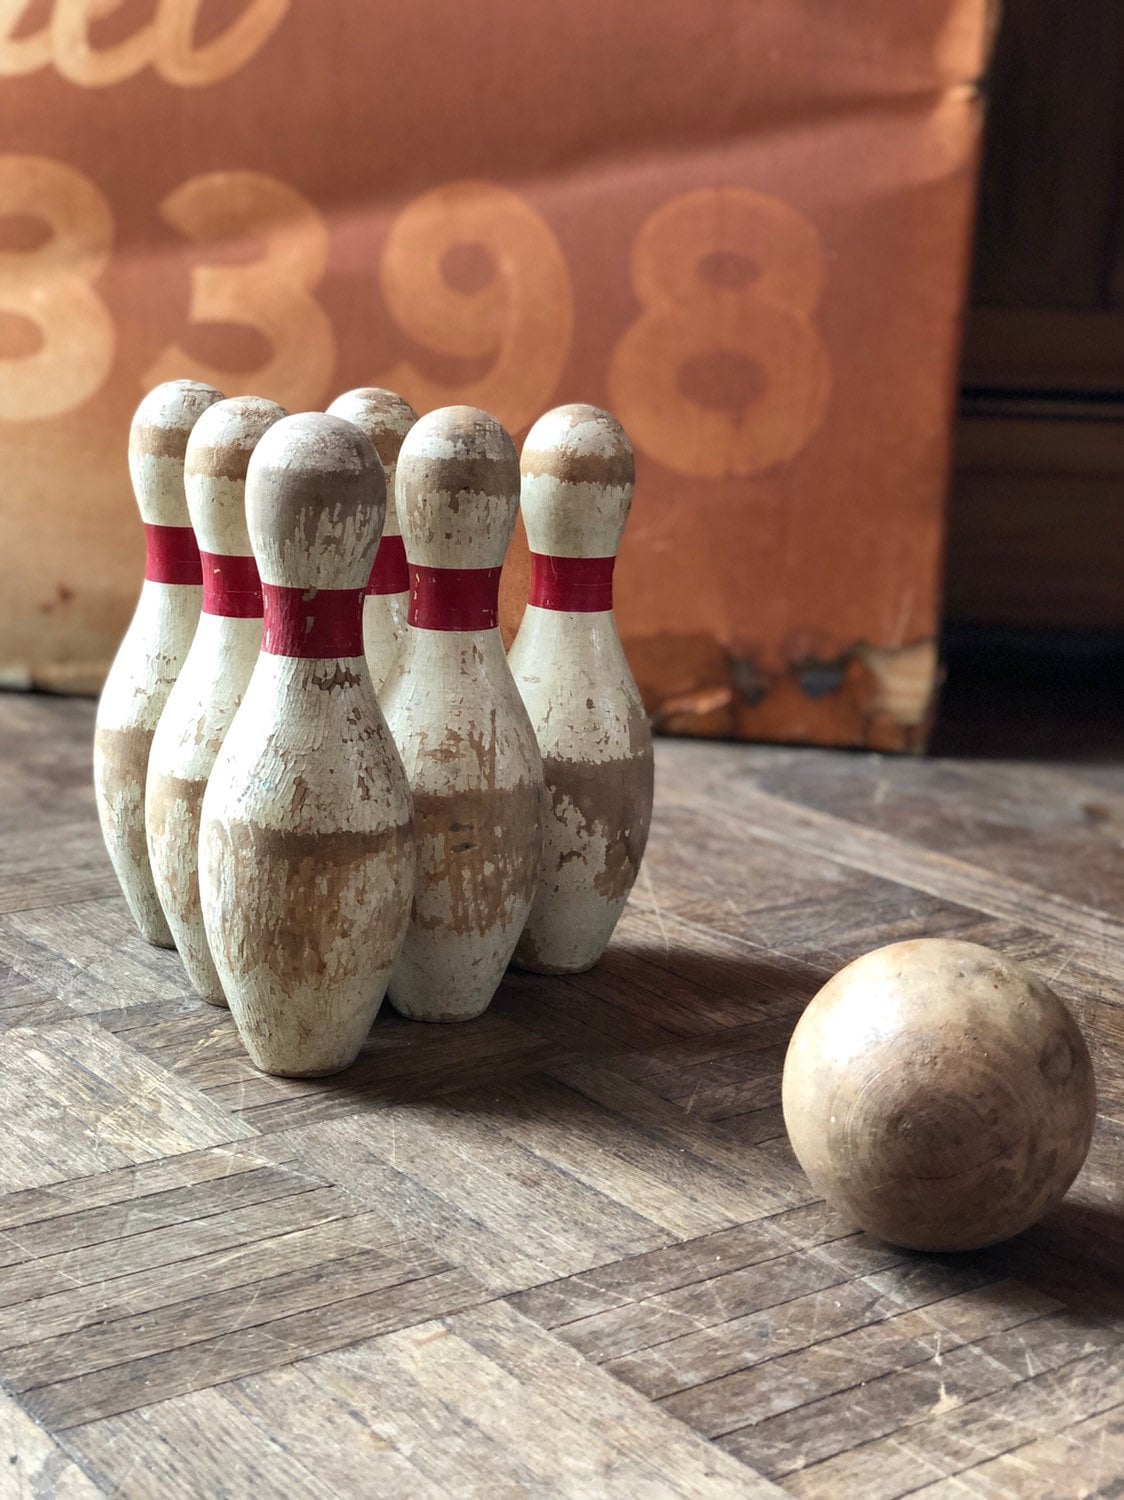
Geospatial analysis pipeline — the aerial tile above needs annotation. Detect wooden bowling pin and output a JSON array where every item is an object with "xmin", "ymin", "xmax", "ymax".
[
  {"xmin": 94, "ymin": 378, "xmax": 224, "ymax": 947},
  {"xmin": 146, "ymin": 396, "xmax": 286, "ymax": 1006},
  {"xmin": 326, "ymin": 388, "xmax": 418, "ymax": 692},
  {"xmin": 508, "ymin": 404, "xmax": 653, "ymax": 974},
  {"xmin": 382, "ymin": 406, "xmax": 543, "ymax": 1022},
  {"xmin": 199, "ymin": 412, "xmax": 415, "ymax": 1076}
]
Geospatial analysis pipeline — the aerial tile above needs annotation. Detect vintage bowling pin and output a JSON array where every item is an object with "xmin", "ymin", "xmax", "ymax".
[
  {"xmin": 326, "ymin": 388, "xmax": 418, "ymax": 692},
  {"xmin": 382, "ymin": 406, "xmax": 544, "ymax": 1022},
  {"xmin": 146, "ymin": 396, "xmax": 285, "ymax": 1006},
  {"xmin": 508, "ymin": 404, "xmax": 653, "ymax": 973},
  {"xmin": 94, "ymin": 378, "xmax": 224, "ymax": 947},
  {"xmin": 199, "ymin": 412, "xmax": 415, "ymax": 1076}
]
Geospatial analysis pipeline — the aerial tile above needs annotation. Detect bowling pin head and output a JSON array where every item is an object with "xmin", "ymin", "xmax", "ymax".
[
  {"xmin": 245, "ymin": 412, "xmax": 386, "ymax": 590},
  {"xmin": 396, "ymin": 405, "xmax": 519, "ymax": 570},
  {"xmin": 128, "ymin": 380, "xmax": 224, "ymax": 525},
  {"xmin": 326, "ymin": 389, "xmax": 418, "ymax": 540},
  {"xmin": 520, "ymin": 404, "xmax": 634, "ymax": 558},
  {"xmin": 185, "ymin": 396, "xmax": 286, "ymax": 557}
]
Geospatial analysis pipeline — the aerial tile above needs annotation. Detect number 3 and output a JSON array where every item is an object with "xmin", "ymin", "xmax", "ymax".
[
  {"xmin": 143, "ymin": 170, "xmax": 336, "ymax": 413},
  {"xmin": 0, "ymin": 155, "xmax": 114, "ymax": 421}
]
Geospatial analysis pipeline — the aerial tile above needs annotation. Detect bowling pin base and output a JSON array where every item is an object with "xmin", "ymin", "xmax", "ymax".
[
  {"xmin": 388, "ymin": 925, "xmax": 525, "ymax": 1023},
  {"xmin": 202, "ymin": 831, "xmax": 409, "ymax": 1076},
  {"xmin": 94, "ymin": 725, "xmax": 178, "ymax": 950},
  {"xmin": 147, "ymin": 769, "xmax": 234, "ymax": 1007},
  {"xmin": 146, "ymin": 598, "xmax": 275, "ymax": 1014},
  {"xmin": 388, "ymin": 978, "xmax": 496, "ymax": 1024},
  {"xmin": 94, "ymin": 574, "xmax": 203, "ymax": 953},
  {"xmin": 248, "ymin": 1057, "xmax": 363, "ymax": 1080},
  {"xmin": 511, "ymin": 875, "xmax": 634, "ymax": 977},
  {"xmin": 229, "ymin": 990, "xmax": 389, "ymax": 1079},
  {"xmin": 388, "ymin": 998, "xmax": 491, "ymax": 1024},
  {"xmin": 510, "ymin": 951, "xmax": 597, "ymax": 977},
  {"xmin": 201, "ymin": 807, "xmax": 410, "ymax": 1073}
]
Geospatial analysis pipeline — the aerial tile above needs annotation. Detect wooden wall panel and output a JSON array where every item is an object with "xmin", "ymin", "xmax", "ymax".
[
  {"xmin": 971, "ymin": 0, "xmax": 1124, "ymax": 311},
  {"xmin": 949, "ymin": 0, "xmax": 1124, "ymax": 633},
  {"xmin": 947, "ymin": 411, "xmax": 1124, "ymax": 631}
]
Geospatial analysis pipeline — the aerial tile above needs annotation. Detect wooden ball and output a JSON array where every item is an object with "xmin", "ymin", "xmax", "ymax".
[{"xmin": 782, "ymin": 939, "xmax": 1096, "ymax": 1251}]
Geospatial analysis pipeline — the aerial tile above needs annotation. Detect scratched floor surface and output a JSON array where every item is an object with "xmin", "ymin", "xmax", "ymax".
[{"xmin": 0, "ymin": 692, "xmax": 1120, "ymax": 1497}]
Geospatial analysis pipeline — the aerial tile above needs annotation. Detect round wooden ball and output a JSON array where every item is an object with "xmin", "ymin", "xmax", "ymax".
[{"xmin": 782, "ymin": 939, "xmax": 1096, "ymax": 1251}]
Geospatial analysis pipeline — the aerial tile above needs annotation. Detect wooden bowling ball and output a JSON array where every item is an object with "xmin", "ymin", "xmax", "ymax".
[{"xmin": 782, "ymin": 939, "xmax": 1096, "ymax": 1251}]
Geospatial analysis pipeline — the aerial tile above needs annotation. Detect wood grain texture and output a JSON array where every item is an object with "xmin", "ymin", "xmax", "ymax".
[{"xmin": 0, "ymin": 694, "xmax": 1120, "ymax": 1497}]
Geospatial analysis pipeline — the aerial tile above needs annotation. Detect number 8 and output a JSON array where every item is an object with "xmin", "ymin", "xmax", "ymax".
[{"xmin": 609, "ymin": 188, "xmax": 831, "ymax": 479}]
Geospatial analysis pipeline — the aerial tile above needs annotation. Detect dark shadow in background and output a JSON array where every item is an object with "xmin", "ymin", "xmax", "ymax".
[{"xmin": 930, "ymin": 626, "xmax": 1124, "ymax": 762}]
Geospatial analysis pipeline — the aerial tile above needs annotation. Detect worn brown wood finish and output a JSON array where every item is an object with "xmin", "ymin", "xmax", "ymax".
[{"xmin": 0, "ymin": 692, "xmax": 1120, "ymax": 1497}]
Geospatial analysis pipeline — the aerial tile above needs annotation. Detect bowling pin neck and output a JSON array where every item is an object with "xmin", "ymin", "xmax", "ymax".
[
  {"xmin": 326, "ymin": 388, "xmax": 418, "ymax": 541},
  {"xmin": 185, "ymin": 396, "xmax": 286, "ymax": 557},
  {"xmin": 368, "ymin": 536, "xmax": 409, "ymax": 597},
  {"xmin": 248, "ymin": 649, "xmax": 376, "ymax": 710},
  {"xmin": 392, "ymin": 619, "xmax": 511, "ymax": 689},
  {"xmin": 261, "ymin": 585, "xmax": 365, "ymax": 662},
  {"xmin": 519, "ymin": 403, "xmax": 634, "ymax": 559},
  {"xmin": 246, "ymin": 412, "xmax": 386, "ymax": 591},
  {"xmin": 511, "ymin": 601, "xmax": 633, "ymax": 685},
  {"xmin": 527, "ymin": 552, "xmax": 616, "ymax": 614},
  {"xmin": 128, "ymin": 380, "xmax": 224, "ymax": 526},
  {"xmin": 407, "ymin": 561, "xmax": 502, "ymax": 633},
  {"xmin": 396, "ymin": 405, "xmax": 520, "ymax": 570}
]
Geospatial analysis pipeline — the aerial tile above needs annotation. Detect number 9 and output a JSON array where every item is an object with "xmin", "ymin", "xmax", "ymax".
[{"xmin": 379, "ymin": 180, "xmax": 573, "ymax": 434}]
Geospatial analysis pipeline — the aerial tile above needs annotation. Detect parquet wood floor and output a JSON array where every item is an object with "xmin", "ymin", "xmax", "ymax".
[{"xmin": 0, "ymin": 693, "xmax": 1120, "ymax": 1497}]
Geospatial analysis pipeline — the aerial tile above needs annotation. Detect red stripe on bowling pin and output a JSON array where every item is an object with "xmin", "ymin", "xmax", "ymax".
[
  {"xmin": 528, "ymin": 553, "xmax": 615, "ymax": 612},
  {"xmin": 144, "ymin": 524, "xmax": 202, "ymax": 585},
  {"xmin": 261, "ymin": 584, "xmax": 364, "ymax": 657},
  {"xmin": 408, "ymin": 564, "xmax": 502, "ymax": 631},
  {"xmin": 199, "ymin": 552, "xmax": 263, "ymax": 618}
]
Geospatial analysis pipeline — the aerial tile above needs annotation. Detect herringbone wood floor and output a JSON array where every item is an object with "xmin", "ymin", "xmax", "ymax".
[{"xmin": 0, "ymin": 693, "xmax": 1120, "ymax": 1497}]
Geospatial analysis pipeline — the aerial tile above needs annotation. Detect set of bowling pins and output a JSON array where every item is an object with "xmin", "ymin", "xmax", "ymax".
[{"xmin": 94, "ymin": 380, "xmax": 654, "ymax": 1077}]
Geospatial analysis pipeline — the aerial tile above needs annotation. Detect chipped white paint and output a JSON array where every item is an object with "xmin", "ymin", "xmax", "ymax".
[
  {"xmin": 93, "ymin": 379, "xmax": 224, "ymax": 948},
  {"xmin": 326, "ymin": 388, "xmax": 418, "ymax": 693},
  {"xmin": 508, "ymin": 404, "xmax": 653, "ymax": 974},
  {"xmin": 146, "ymin": 396, "xmax": 285, "ymax": 1007},
  {"xmin": 363, "ymin": 578, "xmax": 409, "ymax": 687},
  {"xmin": 199, "ymin": 413, "xmax": 415, "ymax": 1076},
  {"xmin": 382, "ymin": 406, "xmax": 544, "ymax": 1023}
]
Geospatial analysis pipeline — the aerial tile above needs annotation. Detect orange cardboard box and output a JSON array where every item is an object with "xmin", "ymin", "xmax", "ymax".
[{"xmin": 0, "ymin": 0, "xmax": 992, "ymax": 748}]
